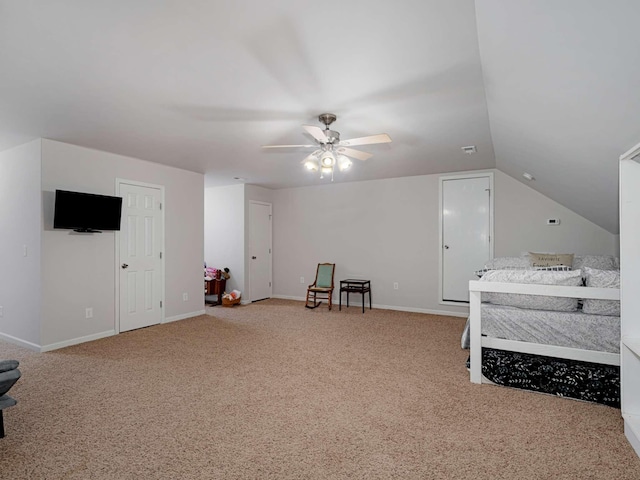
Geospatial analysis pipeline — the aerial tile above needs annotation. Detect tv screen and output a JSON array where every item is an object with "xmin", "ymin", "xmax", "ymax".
[{"xmin": 53, "ymin": 190, "xmax": 123, "ymax": 232}]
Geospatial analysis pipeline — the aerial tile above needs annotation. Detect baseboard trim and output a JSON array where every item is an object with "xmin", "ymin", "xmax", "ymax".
[
  {"xmin": 272, "ymin": 295, "xmax": 306, "ymax": 301},
  {"xmin": 372, "ymin": 303, "xmax": 468, "ymax": 318},
  {"xmin": 164, "ymin": 310, "xmax": 206, "ymax": 323},
  {"xmin": 271, "ymin": 295, "xmax": 468, "ymax": 318},
  {"xmin": 0, "ymin": 331, "xmax": 41, "ymax": 352},
  {"xmin": 40, "ymin": 330, "xmax": 116, "ymax": 352}
]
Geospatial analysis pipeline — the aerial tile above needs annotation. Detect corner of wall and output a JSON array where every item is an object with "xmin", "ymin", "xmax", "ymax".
[{"xmin": 0, "ymin": 138, "xmax": 44, "ymax": 347}]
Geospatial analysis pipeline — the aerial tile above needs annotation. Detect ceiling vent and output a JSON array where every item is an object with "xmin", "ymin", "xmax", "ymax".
[{"xmin": 461, "ymin": 146, "xmax": 477, "ymax": 154}]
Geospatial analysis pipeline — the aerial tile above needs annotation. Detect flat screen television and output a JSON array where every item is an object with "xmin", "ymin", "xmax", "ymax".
[{"xmin": 53, "ymin": 190, "xmax": 123, "ymax": 233}]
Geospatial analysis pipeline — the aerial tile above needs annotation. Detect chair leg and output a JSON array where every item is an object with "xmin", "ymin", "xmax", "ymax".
[
  {"xmin": 0, "ymin": 410, "xmax": 5, "ymax": 439},
  {"xmin": 305, "ymin": 290, "xmax": 321, "ymax": 309},
  {"xmin": 328, "ymin": 292, "xmax": 332, "ymax": 311}
]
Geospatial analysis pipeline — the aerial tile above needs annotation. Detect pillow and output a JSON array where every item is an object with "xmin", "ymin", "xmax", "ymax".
[
  {"xmin": 582, "ymin": 267, "xmax": 620, "ymax": 316},
  {"xmin": 475, "ymin": 264, "xmax": 572, "ymax": 278},
  {"xmin": 480, "ymin": 269, "xmax": 583, "ymax": 311},
  {"xmin": 572, "ymin": 255, "xmax": 618, "ymax": 271},
  {"xmin": 484, "ymin": 256, "xmax": 531, "ymax": 270},
  {"xmin": 529, "ymin": 252, "xmax": 574, "ymax": 268}
]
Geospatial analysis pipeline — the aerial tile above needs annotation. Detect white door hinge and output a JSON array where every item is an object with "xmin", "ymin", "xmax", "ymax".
[
  {"xmin": 159, "ymin": 252, "xmax": 162, "ymax": 259},
  {"xmin": 159, "ymin": 202, "xmax": 162, "ymax": 210},
  {"xmin": 160, "ymin": 301, "xmax": 163, "ymax": 308}
]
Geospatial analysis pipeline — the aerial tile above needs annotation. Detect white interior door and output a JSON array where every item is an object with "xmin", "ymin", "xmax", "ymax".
[
  {"xmin": 441, "ymin": 174, "xmax": 492, "ymax": 303},
  {"xmin": 249, "ymin": 201, "xmax": 272, "ymax": 302},
  {"xmin": 118, "ymin": 182, "xmax": 164, "ymax": 332}
]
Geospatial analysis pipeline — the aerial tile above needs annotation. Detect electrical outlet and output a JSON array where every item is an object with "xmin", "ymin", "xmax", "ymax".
[
  {"xmin": 393, "ymin": 282, "xmax": 399, "ymax": 290},
  {"xmin": 85, "ymin": 308, "xmax": 93, "ymax": 319},
  {"xmin": 300, "ymin": 277, "xmax": 305, "ymax": 284},
  {"xmin": 0, "ymin": 306, "xmax": 3, "ymax": 318},
  {"xmin": 183, "ymin": 293, "xmax": 189, "ymax": 301}
]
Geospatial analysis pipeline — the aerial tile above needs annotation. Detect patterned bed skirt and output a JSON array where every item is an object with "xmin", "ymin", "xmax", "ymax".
[{"xmin": 466, "ymin": 348, "xmax": 620, "ymax": 408}]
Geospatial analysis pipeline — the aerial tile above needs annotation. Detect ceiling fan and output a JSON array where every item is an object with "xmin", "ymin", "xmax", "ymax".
[{"xmin": 262, "ymin": 113, "xmax": 392, "ymax": 180}]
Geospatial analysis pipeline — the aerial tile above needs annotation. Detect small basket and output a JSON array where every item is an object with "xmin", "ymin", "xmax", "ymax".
[{"xmin": 222, "ymin": 296, "xmax": 241, "ymax": 307}]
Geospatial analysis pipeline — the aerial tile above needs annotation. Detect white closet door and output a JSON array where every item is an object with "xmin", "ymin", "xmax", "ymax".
[
  {"xmin": 119, "ymin": 182, "xmax": 163, "ymax": 332},
  {"xmin": 441, "ymin": 175, "xmax": 492, "ymax": 303},
  {"xmin": 249, "ymin": 201, "xmax": 272, "ymax": 302}
]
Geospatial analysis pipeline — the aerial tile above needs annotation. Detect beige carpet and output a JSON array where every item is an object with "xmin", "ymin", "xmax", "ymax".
[{"xmin": 0, "ymin": 299, "xmax": 638, "ymax": 479}]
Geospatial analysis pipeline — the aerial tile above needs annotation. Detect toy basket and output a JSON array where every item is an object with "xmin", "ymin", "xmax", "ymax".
[{"xmin": 222, "ymin": 296, "xmax": 241, "ymax": 307}]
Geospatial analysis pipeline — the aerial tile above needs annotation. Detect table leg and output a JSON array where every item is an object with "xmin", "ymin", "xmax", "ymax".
[
  {"xmin": 339, "ymin": 290, "xmax": 342, "ymax": 311},
  {"xmin": 369, "ymin": 289, "xmax": 372, "ymax": 310},
  {"xmin": 362, "ymin": 291, "xmax": 365, "ymax": 313}
]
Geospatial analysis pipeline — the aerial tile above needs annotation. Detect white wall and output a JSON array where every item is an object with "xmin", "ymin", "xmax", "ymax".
[
  {"xmin": 494, "ymin": 170, "xmax": 618, "ymax": 256},
  {"xmin": 40, "ymin": 140, "xmax": 204, "ymax": 348},
  {"xmin": 273, "ymin": 175, "xmax": 457, "ymax": 314},
  {"xmin": 0, "ymin": 140, "xmax": 42, "ymax": 347},
  {"xmin": 204, "ymin": 184, "xmax": 245, "ymax": 294},
  {"xmin": 272, "ymin": 169, "xmax": 618, "ymax": 315}
]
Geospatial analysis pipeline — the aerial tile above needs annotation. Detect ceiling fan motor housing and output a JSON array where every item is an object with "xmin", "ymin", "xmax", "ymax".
[
  {"xmin": 324, "ymin": 130, "xmax": 340, "ymax": 144},
  {"xmin": 318, "ymin": 113, "xmax": 337, "ymax": 127}
]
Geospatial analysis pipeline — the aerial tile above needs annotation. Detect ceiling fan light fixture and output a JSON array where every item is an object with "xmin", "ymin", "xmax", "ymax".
[
  {"xmin": 304, "ymin": 159, "xmax": 319, "ymax": 171},
  {"xmin": 321, "ymin": 152, "xmax": 335, "ymax": 167},
  {"xmin": 338, "ymin": 155, "xmax": 352, "ymax": 171},
  {"xmin": 263, "ymin": 113, "xmax": 391, "ymax": 181}
]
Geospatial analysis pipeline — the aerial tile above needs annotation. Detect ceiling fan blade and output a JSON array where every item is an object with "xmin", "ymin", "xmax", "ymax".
[
  {"xmin": 302, "ymin": 125, "xmax": 328, "ymax": 143},
  {"xmin": 336, "ymin": 147, "xmax": 373, "ymax": 161},
  {"xmin": 339, "ymin": 133, "xmax": 392, "ymax": 147},
  {"xmin": 262, "ymin": 144, "xmax": 316, "ymax": 149}
]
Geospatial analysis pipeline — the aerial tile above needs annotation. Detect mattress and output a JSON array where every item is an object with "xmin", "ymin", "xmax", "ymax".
[{"xmin": 461, "ymin": 304, "xmax": 620, "ymax": 354}]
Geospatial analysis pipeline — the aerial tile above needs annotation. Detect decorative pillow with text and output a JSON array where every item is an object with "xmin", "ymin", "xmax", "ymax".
[{"xmin": 529, "ymin": 252, "xmax": 574, "ymax": 268}]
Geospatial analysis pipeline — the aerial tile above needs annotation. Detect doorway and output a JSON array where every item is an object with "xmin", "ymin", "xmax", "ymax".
[
  {"xmin": 439, "ymin": 173, "xmax": 493, "ymax": 304},
  {"xmin": 249, "ymin": 201, "xmax": 272, "ymax": 302},
  {"xmin": 116, "ymin": 180, "xmax": 165, "ymax": 332}
]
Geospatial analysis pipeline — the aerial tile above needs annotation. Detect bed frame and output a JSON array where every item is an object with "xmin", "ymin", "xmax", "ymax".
[{"xmin": 468, "ymin": 280, "xmax": 621, "ymax": 384}]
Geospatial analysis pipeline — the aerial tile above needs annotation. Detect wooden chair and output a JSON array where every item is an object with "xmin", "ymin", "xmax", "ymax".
[{"xmin": 305, "ymin": 263, "xmax": 335, "ymax": 310}]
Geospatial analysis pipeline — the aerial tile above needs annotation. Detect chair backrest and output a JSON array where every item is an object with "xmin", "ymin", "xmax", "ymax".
[{"xmin": 315, "ymin": 263, "xmax": 335, "ymax": 288}]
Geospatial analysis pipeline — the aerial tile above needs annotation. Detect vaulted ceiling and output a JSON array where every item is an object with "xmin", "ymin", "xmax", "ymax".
[{"xmin": 1, "ymin": 1, "xmax": 638, "ymax": 233}]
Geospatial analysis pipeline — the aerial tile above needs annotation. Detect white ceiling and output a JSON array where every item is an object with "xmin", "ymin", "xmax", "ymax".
[{"xmin": 1, "ymin": 1, "xmax": 638, "ymax": 233}]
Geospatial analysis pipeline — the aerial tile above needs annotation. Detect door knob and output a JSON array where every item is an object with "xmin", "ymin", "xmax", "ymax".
[
  {"xmin": 444, "ymin": 245, "xmax": 450, "ymax": 249},
  {"xmin": 121, "ymin": 263, "xmax": 129, "ymax": 269},
  {"xmin": 252, "ymin": 256, "xmax": 257, "ymax": 259}
]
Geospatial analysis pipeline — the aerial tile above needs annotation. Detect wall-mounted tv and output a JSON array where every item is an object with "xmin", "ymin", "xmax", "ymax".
[{"xmin": 53, "ymin": 190, "xmax": 123, "ymax": 233}]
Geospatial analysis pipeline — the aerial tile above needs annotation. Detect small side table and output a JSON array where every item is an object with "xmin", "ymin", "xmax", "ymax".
[
  {"xmin": 339, "ymin": 279, "xmax": 372, "ymax": 313},
  {"xmin": 205, "ymin": 278, "xmax": 226, "ymax": 306}
]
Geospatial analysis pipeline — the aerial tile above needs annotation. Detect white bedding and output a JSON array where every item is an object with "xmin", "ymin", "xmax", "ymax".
[{"xmin": 471, "ymin": 303, "xmax": 620, "ymax": 354}]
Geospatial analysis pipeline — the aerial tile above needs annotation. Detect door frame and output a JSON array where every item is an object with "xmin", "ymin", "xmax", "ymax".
[
  {"xmin": 438, "ymin": 172, "xmax": 494, "ymax": 306},
  {"xmin": 114, "ymin": 178, "xmax": 166, "ymax": 334},
  {"xmin": 248, "ymin": 200, "xmax": 272, "ymax": 302}
]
